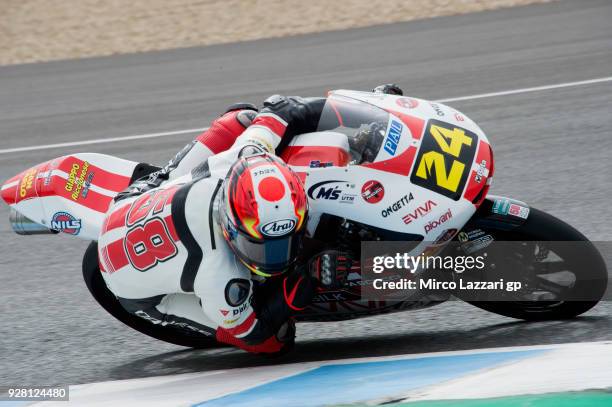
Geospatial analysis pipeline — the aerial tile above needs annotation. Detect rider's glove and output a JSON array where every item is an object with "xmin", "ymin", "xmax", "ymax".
[{"xmin": 310, "ymin": 251, "xmax": 351, "ymax": 289}]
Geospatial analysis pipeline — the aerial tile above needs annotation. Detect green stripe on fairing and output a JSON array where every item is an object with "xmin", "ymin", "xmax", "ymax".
[{"xmin": 352, "ymin": 390, "xmax": 612, "ymax": 407}]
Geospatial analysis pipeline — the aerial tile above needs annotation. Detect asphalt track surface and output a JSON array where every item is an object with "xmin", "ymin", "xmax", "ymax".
[{"xmin": 1, "ymin": 0, "xmax": 611, "ymax": 387}]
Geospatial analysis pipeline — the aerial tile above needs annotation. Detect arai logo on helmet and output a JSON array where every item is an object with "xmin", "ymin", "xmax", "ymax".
[{"xmin": 261, "ymin": 219, "xmax": 296, "ymax": 236}]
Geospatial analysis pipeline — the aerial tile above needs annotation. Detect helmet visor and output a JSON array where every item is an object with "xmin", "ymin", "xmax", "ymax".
[{"xmin": 231, "ymin": 230, "xmax": 303, "ymax": 275}]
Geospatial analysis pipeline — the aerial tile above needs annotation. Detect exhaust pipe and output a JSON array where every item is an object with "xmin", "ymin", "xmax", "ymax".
[{"xmin": 9, "ymin": 208, "xmax": 58, "ymax": 235}]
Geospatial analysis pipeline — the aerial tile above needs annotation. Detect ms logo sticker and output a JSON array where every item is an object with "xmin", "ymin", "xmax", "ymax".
[{"xmin": 410, "ymin": 120, "xmax": 477, "ymax": 200}]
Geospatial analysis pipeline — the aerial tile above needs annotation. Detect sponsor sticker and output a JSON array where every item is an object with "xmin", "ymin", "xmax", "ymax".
[
  {"xmin": 396, "ymin": 97, "xmax": 419, "ymax": 109},
  {"xmin": 492, "ymin": 198, "xmax": 530, "ymax": 219},
  {"xmin": 458, "ymin": 228, "xmax": 495, "ymax": 253},
  {"xmin": 307, "ymin": 180, "xmax": 356, "ymax": 203},
  {"xmin": 18, "ymin": 168, "xmax": 37, "ymax": 200},
  {"xmin": 475, "ymin": 159, "xmax": 488, "ymax": 183},
  {"xmin": 461, "ymin": 234, "xmax": 494, "ymax": 254},
  {"xmin": 43, "ymin": 161, "xmax": 59, "ymax": 187},
  {"xmin": 231, "ymin": 301, "xmax": 250, "ymax": 316},
  {"xmin": 361, "ymin": 180, "xmax": 385, "ymax": 204},
  {"xmin": 383, "ymin": 120, "xmax": 403, "ymax": 156},
  {"xmin": 429, "ymin": 103, "xmax": 445, "ymax": 117},
  {"xmin": 402, "ymin": 200, "xmax": 437, "ymax": 224},
  {"xmin": 508, "ymin": 203, "xmax": 530, "ymax": 219},
  {"xmin": 261, "ymin": 218, "xmax": 296, "ymax": 236},
  {"xmin": 458, "ymin": 228, "xmax": 490, "ymax": 242},
  {"xmin": 81, "ymin": 171, "xmax": 95, "ymax": 198},
  {"xmin": 424, "ymin": 209, "xmax": 452, "ymax": 234},
  {"xmin": 309, "ymin": 160, "xmax": 333, "ymax": 168},
  {"xmin": 411, "ymin": 119, "xmax": 478, "ymax": 201},
  {"xmin": 223, "ymin": 317, "xmax": 240, "ymax": 325},
  {"xmin": 381, "ymin": 193, "xmax": 414, "ymax": 218},
  {"xmin": 457, "ymin": 229, "xmax": 484, "ymax": 243},
  {"xmin": 64, "ymin": 161, "xmax": 92, "ymax": 201},
  {"xmin": 50, "ymin": 212, "xmax": 82, "ymax": 235}
]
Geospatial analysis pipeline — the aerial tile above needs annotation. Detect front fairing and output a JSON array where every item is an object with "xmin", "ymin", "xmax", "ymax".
[{"xmin": 304, "ymin": 91, "xmax": 494, "ymax": 244}]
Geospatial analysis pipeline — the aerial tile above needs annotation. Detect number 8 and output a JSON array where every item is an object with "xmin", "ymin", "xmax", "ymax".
[{"xmin": 124, "ymin": 218, "xmax": 178, "ymax": 271}]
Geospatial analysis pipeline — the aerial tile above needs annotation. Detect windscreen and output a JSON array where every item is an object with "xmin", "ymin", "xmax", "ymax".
[{"xmin": 316, "ymin": 94, "xmax": 391, "ymax": 164}]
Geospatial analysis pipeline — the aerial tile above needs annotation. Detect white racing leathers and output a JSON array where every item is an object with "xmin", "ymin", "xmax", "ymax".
[{"xmin": 97, "ymin": 109, "xmax": 300, "ymax": 353}]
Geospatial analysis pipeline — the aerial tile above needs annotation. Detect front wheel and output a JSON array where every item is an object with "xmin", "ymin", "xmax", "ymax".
[
  {"xmin": 82, "ymin": 242, "xmax": 222, "ymax": 348},
  {"xmin": 457, "ymin": 208, "xmax": 608, "ymax": 320}
]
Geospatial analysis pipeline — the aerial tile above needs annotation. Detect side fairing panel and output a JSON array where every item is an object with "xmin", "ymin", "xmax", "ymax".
[
  {"xmin": 303, "ymin": 165, "xmax": 476, "ymax": 245},
  {"xmin": 1, "ymin": 153, "xmax": 139, "ymax": 240}
]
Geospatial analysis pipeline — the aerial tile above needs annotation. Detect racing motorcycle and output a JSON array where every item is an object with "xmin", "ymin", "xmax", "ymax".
[{"xmin": 2, "ymin": 90, "xmax": 608, "ymax": 349}]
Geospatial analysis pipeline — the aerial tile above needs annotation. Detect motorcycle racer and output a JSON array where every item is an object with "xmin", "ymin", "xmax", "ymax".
[{"xmin": 98, "ymin": 85, "xmax": 402, "ymax": 354}]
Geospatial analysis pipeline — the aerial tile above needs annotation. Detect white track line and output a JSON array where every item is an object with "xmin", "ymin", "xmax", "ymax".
[
  {"xmin": 0, "ymin": 128, "xmax": 207, "ymax": 155},
  {"xmin": 1, "ymin": 76, "xmax": 611, "ymax": 155},
  {"xmin": 437, "ymin": 76, "xmax": 612, "ymax": 103}
]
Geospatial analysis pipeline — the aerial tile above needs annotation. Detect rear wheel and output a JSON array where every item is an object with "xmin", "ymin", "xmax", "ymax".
[
  {"xmin": 457, "ymin": 208, "xmax": 608, "ymax": 320},
  {"xmin": 82, "ymin": 242, "xmax": 222, "ymax": 348}
]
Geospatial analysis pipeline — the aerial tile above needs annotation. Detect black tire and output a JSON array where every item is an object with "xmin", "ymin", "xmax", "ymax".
[
  {"xmin": 464, "ymin": 208, "xmax": 608, "ymax": 320},
  {"xmin": 82, "ymin": 242, "xmax": 222, "ymax": 348}
]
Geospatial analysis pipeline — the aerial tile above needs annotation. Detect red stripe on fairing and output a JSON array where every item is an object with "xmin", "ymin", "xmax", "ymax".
[
  {"xmin": 386, "ymin": 110, "xmax": 425, "ymax": 140},
  {"xmin": 38, "ymin": 175, "xmax": 113, "ymax": 213},
  {"xmin": 4, "ymin": 160, "xmax": 57, "ymax": 205},
  {"xmin": 463, "ymin": 140, "xmax": 493, "ymax": 207},
  {"xmin": 1, "ymin": 184, "xmax": 17, "ymax": 205},
  {"xmin": 58, "ymin": 156, "xmax": 131, "ymax": 192},
  {"xmin": 222, "ymin": 312, "xmax": 256, "ymax": 336},
  {"xmin": 251, "ymin": 115, "xmax": 287, "ymax": 137},
  {"xmin": 362, "ymin": 145, "xmax": 417, "ymax": 176},
  {"xmin": 281, "ymin": 145, "xmax": 350, "ymax": 167}
]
